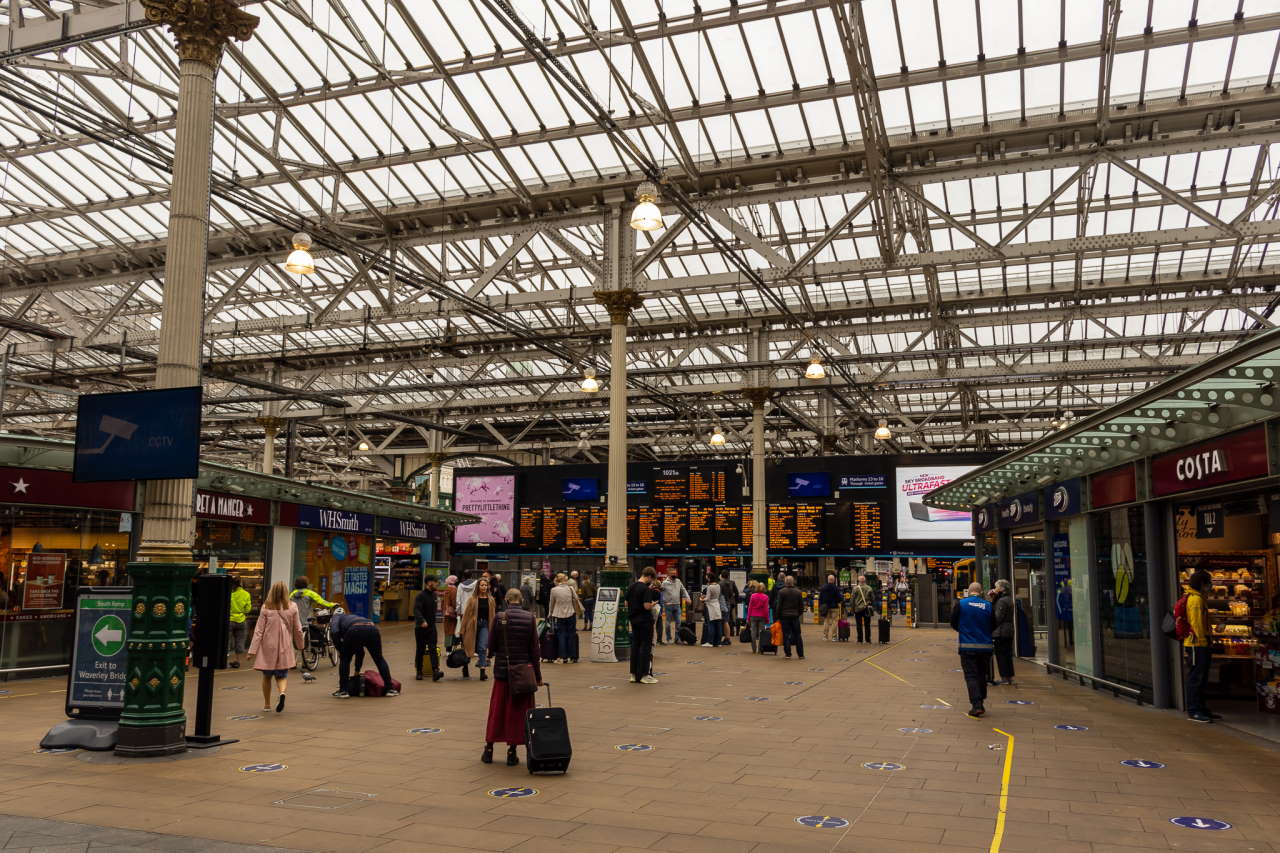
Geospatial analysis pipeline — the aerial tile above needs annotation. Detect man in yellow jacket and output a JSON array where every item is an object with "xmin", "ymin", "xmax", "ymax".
[
  {"xmin": 228, "ymin": 576, "xmax": 253, "ymax": 669},
  {"xmin": 1183, "ymin": 569, "xmax": 1214, "ymax": 723}
]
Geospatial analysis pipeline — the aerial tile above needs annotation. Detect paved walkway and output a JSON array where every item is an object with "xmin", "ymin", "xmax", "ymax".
[{"xmin": 1, "ymin": 622, "xmax": 1278, "ymax": 852}]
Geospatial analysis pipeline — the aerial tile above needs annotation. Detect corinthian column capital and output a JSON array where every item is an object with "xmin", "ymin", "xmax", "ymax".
[
  {"xmin": 593, "ymin": 288, "xmax": 645, "ymax": 324},
  {"xmin": 142, "ymin": 0, "xmax": 259, "ymax": 66}
]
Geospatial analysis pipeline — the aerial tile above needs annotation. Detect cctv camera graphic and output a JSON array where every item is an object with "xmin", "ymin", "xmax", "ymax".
[{"xmin": 78, "ymin": 414, "xmax": 139, "ymax": 455}]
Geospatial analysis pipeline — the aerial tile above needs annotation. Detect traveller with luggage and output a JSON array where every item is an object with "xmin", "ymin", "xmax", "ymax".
[
  {"xmin": 746, "ymin": 581, "xmax": 770, "ymax": 653},
  {"xmin": 440, "ymin": 575, "xmax": 459, "ymax": 650},
  {"xmin": 718, "ymin": 570, "xmax": 739, "ymax": 644},
  {"xmin": 547, "ymin": 573, "xmax": 582, "ymax": 664},
  {"xmin": 412, "ymin": 576, "xmax": 444, "ymax": 682},
  {"xmin": 659, "ymin": 568, "xmax": 690, "ymax": 645},
  {"xmin": 775, "ymin": 575, "xmax": 806, "ymax": 660},
  {"xmin": 626, "ymin": 567, "xmax": 661, "ymax": 683},
  {"xmin": 483, "ymin": 589, "xmax": 543, "ymax": 767},
  {"xmin": 851, "ymin": 575, "xmax": 875, "ymax": 643},
  {"xmin": 330, "ymin": 611, "xmax": 397, "ymax": 698}
]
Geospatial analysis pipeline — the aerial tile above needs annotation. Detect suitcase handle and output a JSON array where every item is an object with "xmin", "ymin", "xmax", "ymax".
[{"xmin": 537, "ymin": 682, "xmax": 551, "ymax": 707}]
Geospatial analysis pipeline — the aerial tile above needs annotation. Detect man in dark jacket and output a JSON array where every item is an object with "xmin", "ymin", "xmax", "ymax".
[
  {"xmin": 991, "ymin": 579, "xmax": 1015, "ymax": 685},
  {"xmin": 818, "ymin": 574, "xmax": 842, "ymax": 641},
  {"xmin": 330, "ymin": 611, "xmax": 396, "ymax": 697},
  {"xmin": 950, "ymin": 582, "xmax": 995, "ymax": 717},
  {"xmin": 718, "ymin": 570, "xmax": 738, "ymax": 644},
  {"xmin": 775, "ymin": 575, "xmax": 806, "ymax": 660},
  {"xmin": 413, "ymin": 577, "xmax": 444, "ymax": 682}
]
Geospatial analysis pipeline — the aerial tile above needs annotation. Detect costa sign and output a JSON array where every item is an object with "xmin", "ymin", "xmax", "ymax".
[{"xmin": 1152, "ymin": 426, "xmax": 1269, "ymax": 497}]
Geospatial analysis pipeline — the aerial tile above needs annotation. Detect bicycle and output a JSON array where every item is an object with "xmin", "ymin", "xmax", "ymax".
[{"xmin": 301, "ymin": 608, "xmax": 338, "ymax": 671}]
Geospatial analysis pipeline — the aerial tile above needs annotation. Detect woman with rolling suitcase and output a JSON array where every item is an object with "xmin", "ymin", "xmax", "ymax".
[{"xmin": 483, "ymin": 589, "xmax": 543, "ymax": 766}]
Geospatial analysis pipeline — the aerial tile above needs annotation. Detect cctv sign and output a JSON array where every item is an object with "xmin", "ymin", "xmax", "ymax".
[{"xmin": 73, "ymin": 387, "xmax": 202, "ymax": 482}]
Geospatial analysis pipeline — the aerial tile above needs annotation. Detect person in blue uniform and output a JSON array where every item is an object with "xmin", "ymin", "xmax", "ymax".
[{"xmin": 950, "ymin": 582, "xmax": 995, "ymax": 718}]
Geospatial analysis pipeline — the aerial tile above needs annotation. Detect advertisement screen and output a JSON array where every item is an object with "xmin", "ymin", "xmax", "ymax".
[
  {"xmin": 561, "ymin": 477, "xmax": 600, "ymax": 501},
  {"xmin": 787, "ymin": 472, "xmax": 831, "ymax": 498},
  {"xmin": 895, "ymin": 466, "xmax": 977, "ymax": 540},
  {"xmin": 454, "ymin": 475, "xmax": 516, "ymax": 544}
]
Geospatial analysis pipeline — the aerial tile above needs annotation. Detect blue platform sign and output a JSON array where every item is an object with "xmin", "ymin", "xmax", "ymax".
[
  {"xmin": 344, "ymin": 565, "xmax": 371, "ymax": 618},
  {"xmin": 73, "ymin": 386, "xmax": 201, "ymax": 482},
  {"xmin": 66, "ymin": 588, "xmax": 133, "ymax": 720},
  {"xmin": 1044, "ymin": 478, "xmax": 1082, "ymax": 519}
]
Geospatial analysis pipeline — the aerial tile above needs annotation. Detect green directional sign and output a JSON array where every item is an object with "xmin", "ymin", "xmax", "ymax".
[{"xmin": 92, "ymin": 614, "xmax": 126, "ymax": 657}]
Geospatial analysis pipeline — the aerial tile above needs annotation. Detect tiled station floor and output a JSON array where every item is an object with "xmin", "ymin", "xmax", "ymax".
[{"xmin": 2, "ymin": 623, "xmax": 1279, "ymax": 853}]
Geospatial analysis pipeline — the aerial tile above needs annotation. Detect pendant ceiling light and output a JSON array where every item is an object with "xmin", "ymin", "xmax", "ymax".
[
  {"xmin": 284, "ymin": 231, "xmax": 315, "ymax": 275},
  {"xmin": 356, "ymin": 440, "xmax": 370, "ymax": 451},
  {"xmin": 804, "ymin": 356, "xmax": 826, "ymax": 380},
  {"xmin": 580, "ymin": 368, "xmax": 599, "ymax": 393},
  {"xmin": 630, "ymin": 180, "xmax": 665, "ymax": 231},
  {"xmin": 577, "ymin": 432, "xmax": 590, "ymax": 450},
  {"xmin": 874, "ymin": 420, "xmax": 892, "ymax": 441},
  {"xmin": 708, "ymin": 427, "xmax": 727, "ymax": 447}
]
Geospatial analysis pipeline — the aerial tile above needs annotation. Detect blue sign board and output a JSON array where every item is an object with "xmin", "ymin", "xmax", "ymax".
[
  {"xmin": 1052, "ymin": 533, "xmax": 1072, "ymax": 621},
  {"xmin": 73, "ymin": 386, "xmax": 201, "ymax": 482},
  {"xmin": 998, "ymin": 492, "xmax": 1040, "ymax": 528},
  {"xmin": 973, "ymin": 504, "xmax": 998, "ymax": 534},
  {"xmin": 627, "ymin": 480, "xmax": 647, "ymax": 495},
  {"xmin": 377, "ymin": 517, "xmax": 441, "ymax": 540},
  {"xmin": 562, "ymin": 477, "xmax": 600, "ymax": 501},
  {"xmin": 66, "ymin": 588, "xmax": 133, "ymax": 720},
  {"xmin": 1044, "ymin": 478, "xmax": 1082, "ymax": 519},
  {"xmin": 344, "ymin": 565, "xmax": 371, "ymax": 618},
  {"xmin": 296, "ymin": 505, "xmax": 374, "ymax": 534},
  {"xmin": 838, "ymin": 474, "xmax": 887, "ymax": 489},
  {"xmin": 787, "ymin": 472, "xmax": 831, "ymax": 498}
]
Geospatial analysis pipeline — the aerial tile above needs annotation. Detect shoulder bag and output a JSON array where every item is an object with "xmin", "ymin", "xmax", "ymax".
[{"xmin": 502, "ymin": 612, "xmax": 538, "ymax": 695}]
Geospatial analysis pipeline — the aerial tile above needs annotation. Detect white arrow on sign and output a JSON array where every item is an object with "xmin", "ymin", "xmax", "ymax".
[
  {"xmin": 1193, "ymin": 820, "xmax": 1211, "ymax": 828},
  {"xmin": 95, "ymin": 625, "xmax": 123, "ymax": 646}
]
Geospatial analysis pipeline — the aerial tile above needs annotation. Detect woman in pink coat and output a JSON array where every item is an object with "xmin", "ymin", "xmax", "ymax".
[{"xmin": 248, "ymin": 581, "xmax": 304, "ymax": 713}]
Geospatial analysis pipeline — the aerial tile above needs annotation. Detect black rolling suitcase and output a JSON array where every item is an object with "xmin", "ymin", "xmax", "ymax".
[
  {"xmin": 526, "ymin": 684, "xmax": 571, "ymax": 775},
  {"xmin": 878, "ymin": 615, "xmax": 891, "ymax": 644},
  {"xmin": 678, "ymin": 621, "xmax": 697, "ymax": 645}
]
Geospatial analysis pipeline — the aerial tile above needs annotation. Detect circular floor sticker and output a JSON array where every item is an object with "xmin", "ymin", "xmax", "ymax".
[
  {"xmin": 784, "ymin": 680, "xmax": 803, "ymax": 685},
  {"xmin": 240, "ymin": 763, "xmax": 286, "ymax": 773},
  {"xmin": 488, "ymin": 786, "xmax": 537, "ymax": 799},
  {"xmin": 589, "ymin": 685, "xmax": 614, "ymax": 690},
  {"xmin": 899, "ymin": 727, "xmax": 933, "ymax": 734},
  {"xmin": 221, "ymin": 686, "xmax": 245, "ymax": 691},
  {"xmin": 1055, "ymin": 724, "xmax": 1088, "ymax": 732},
  {"xmin": 407, "ymin": 727, "xmax": 442, "ymax": 735},
  {"xmin": 808, "ymin": 667, "xmax": 825, "ymax": 672},
  {"xmin": 1121, "ymin": 759, "xmax": 1165, "ymax": 769},
  {"xmin": 863, "ymin": 761, "xmax": 904, "ymax": 772},
  {"xmin": 228, "ymin": 714, "xmax": 261, "ymax": 721},
  {"xmin": 920, "ymin": 704, "xmax": 949, "ymax": 710},
  {"xmin": 694, "ymin": 715, "xmax": 722, "ymax": 721},
  {"xmin": 686, "ymin": 660, "xmax": 703, "ymax": 665},
  {"xmin": 1008, "ymin": 700, "xmax": 1035, "ymax": 705},
  {"xmin": 615, "ymin": 744, "xmax": 654, "ymax": 752},
  {"xmin": 795, "ymin": 816, "xmax": 850, "ymax": 829},
  {"xmin": 1169, "ymin": 817, "xmax": 1231, "ymax": 831},
  {"xmin": 0, "ymin": 689, "xmax": 11, "ymax": 696},
  {"xmin": 746, "ymin": 696, "xmax": 769, "ymax": 702}
]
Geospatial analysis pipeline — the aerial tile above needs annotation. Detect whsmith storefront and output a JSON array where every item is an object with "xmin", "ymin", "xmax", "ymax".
[{"xmin": 927, "ymin": 328, "xmax": 1280, "ymax": 740}]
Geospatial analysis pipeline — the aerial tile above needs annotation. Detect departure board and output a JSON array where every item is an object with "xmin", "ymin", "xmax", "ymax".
[
  {"xmin": 689, "ymin": 469, "xmax": 727, "ymax": 502},
  {"xmin": 662, "ymin": 506, "xmax": 688, "ymax": 550},
  {"xmin": 795, "ymin": 503, "xmax": 824, "ymax": 551},
  {"xmin": 637, "ymin": 506, "xmax": 663, "ymax": 551},
  {"xmin": 688, "ymin": 506, "xmax": 714, "ymax": 551},
  {"xmin": 652, "ymin": 469, "xmax": 688, "ymax": 502},
  {"xmin": 851, "ymin": 501, "xmax": 884, "ymax": 550},
  {"xmin": 541, "ymin": 506, "xmax": 565, "ymax": 550},
  {"xmin": 564, "ymin": 506, "xmax": 589, "ymax": 549},
  {"xmin": 926, "ymin": 557, "xmax": 957, "ymax": 573},
  {"xmin": 589, "ymin": 506, "xmax": 608, "ymax": 550},
  {"xmin": 714, "ymin": 506, "xmax": 742, "ymax": 551},
  {"xmin": 767, "ymin": 504, "xmax": 796, "ymax": 550},
  {"xmin": 741, "ymin": 505, "xmax": 754, "ymax": 548},
  {"xmin": 517, "ymin": 507, "xmax": 542, "ymax": 550}
]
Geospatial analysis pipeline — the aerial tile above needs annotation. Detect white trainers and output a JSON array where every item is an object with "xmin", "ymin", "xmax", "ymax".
[
  {"xmin": 700, "ymin": 643, "xmax": 713, "ymax": 648},
  {"xmin": 629, "ymin": 675, "xmax": 638, "ymax": 683},
  {"xmin": 640, "ymin": 675, "xmax": 659, "ymax": 684}
]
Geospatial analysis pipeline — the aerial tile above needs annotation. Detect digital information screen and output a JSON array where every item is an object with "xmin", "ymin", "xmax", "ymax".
[
  {"xmin": 589, "ymin": 506, "xmax": 608, "ymax": 550},
  {"xmin": 564, "ymin": 506, "xmax": 590, "ymax": 549},
  {"xmin": 688, "ymin": 505, "xmax": 714, "ymax": 551},
  {"xmin": 662, "ymin": 506, "xmax": 688, "ymax": 550},
  {"xmin": 741, "ymin": 505, "xmax": 754, "ymax": 548},
  {"xmin": 541, "ymin": 506, "xmax": 565, "ymax": 550},
  {"xmin": 787, "ymin": 472, "xmax": 831, "ymax": 498},
  {"xmin": 689, "ymin": 469, "xmax": 727, "ymax": 502},
  {"xmin": 851, "ymin": 501, "xmax": 884, "ymax": 550},
  {"xmin": 767, "ymin": 504, "xmax": 796, "ymax": 551},
  {"xmin": 714, "ymin": 506, "xmax": 742, "ymax": 551},
  {"xmin": 637, "ymin": 507, "xmax": 663, "ymax": 551},
  {"xmin": 652, "ymin": 469, "xmax": 688, "ymax": 502},
  {"xmin": 795, "ymin": 503, "xmax": 824, "ymax": 551},
  {"xmin": 517, "ymin": 506, "xmax": 542, "ymax": 550}
]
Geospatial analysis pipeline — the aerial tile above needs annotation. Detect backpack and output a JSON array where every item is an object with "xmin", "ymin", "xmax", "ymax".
[{"xmin": 1163, "ymin": 594, "xmax": 1192, "ymax": 641}]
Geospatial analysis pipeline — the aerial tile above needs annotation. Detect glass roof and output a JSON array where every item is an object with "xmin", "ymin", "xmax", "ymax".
[{"xmin": 0, "ymin": 0, "xmax": 1278, "ymax": 483}]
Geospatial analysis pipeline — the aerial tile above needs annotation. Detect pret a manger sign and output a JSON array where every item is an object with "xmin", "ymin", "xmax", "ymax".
[{"xmin": 1151, "ymin": 426, "xmax": 1269, "ymax": 497}]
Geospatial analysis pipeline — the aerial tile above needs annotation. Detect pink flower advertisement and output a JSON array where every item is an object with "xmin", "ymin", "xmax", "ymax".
[{"xmin": 453, "ymin": 474, "xmax": 516, "ymax": 544}]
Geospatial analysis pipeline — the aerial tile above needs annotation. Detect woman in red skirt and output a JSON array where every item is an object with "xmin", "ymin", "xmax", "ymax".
[{"xmin": 484, "ymin": 588, "xmax": 543, "ymax": 766}]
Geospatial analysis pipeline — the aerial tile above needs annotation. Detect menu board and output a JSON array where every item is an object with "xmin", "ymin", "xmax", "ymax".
[
  {"xmin": 714, "ymin": 506, "xmax": 742, "ymax": 551},
  {"xmin": 636, "ymin": 506, "xmax": 663, "ymax": 551},
  {"xmin": 652, "ymin": 469, "xmax": 688, "ymax": 502},
  {"xmin": 688, "ymin": 506, "xmax": 714, "ymax": 551},
  {"xmin": 541, "ymin": 506, "xmax": 566, "ymax": 550},
  {"xmin": 689, "ymin": 469, "xmax": 727, "ymax": 502},
  {"xmin": 851, "ymin": 501, "xmax": 883, "ymax": 550},
  {"xmin": 768, "ymin": 504, "xmax": 796, "ymax": 550},
  {"xmin": 564, "ymin": 506, "xmax": 590, "ymax": 550},
  {"xmin": 662, "ymin": 506, "xmax": 688, "ymax": 550},
  {"xmin": 517, "ymin": 506, "xmax": 542, "ymax": 550},
  {"xmin": 795, "ymin": 503, "xmax": 823, "ymax": 551},
  {"xmin": 589, "ymin": 506, "xmax": 608, "ymax": 550}
]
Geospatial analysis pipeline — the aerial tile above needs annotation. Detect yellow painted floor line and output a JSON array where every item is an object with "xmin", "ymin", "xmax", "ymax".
[
  {"xmin": 935, "ymin": 697, "xmax": 952, "ymax": 706},
  {"xmin": 989, "ymin": 727, "xmax": 1016, "ymax": 853},
  {"xmin": 867, "ymin": 660, "xmax": 909, "ymax": 684}
]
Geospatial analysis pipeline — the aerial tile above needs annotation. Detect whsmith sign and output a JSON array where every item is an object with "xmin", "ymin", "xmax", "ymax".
[
  {"xmin": 377, "ymin": 517, "xmax": 443, "ymax": 541},
  {"xmin": 280, "ymin": 503, "xmax": 375, "ymax": 534}
]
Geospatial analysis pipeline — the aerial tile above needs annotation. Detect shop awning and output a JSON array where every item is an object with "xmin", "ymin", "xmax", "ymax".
[{"xmin": 925, "ymin": 326, "xmax": 1280, "ymax": 510}]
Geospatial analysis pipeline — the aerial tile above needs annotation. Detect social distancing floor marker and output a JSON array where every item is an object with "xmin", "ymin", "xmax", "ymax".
[
  {"xmin": 795, "ymin": 815, "xmax": 849, "ymax": 829},
  {"xmin": 488, "ymin": 786, "xmax": 537, "ymax": 799},
  {"xmin": 989, "ymin": 727, "xmax": 1015, "ymax": 853}
]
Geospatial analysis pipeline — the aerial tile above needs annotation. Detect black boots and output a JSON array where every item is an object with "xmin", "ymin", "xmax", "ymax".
[
  {"xmin": 480, "ymin": 668, "xmax": 488, "ymax": 681},
  {"xmin": 481, "ymin": 743, "xmax": 493, "ymax": 763},
  {"xmin": 506, "ymin": 745, "xmax": 519, "ymax": 766}
]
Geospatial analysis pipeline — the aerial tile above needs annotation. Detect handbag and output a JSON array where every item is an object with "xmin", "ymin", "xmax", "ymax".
[
  {"xmin": 446, "ymin": 646, "xmax": 469, "ymax": 669},
  {"xmin": 502, "ymin": 612, "xmax": 538, "ymax": 695}
]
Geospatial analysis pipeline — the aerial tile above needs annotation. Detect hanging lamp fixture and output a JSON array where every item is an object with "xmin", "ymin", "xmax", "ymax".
[
  {"xmin": 804, "ymin": 355, "xmax": 826, "ymax": 380},
  {"xmin": 708, "ymin": 426, "xmax": 727, "ymax": 447},
  {"xmin": 874, "ymin": 420, "xmax": 892, "ymax": 441},
  {"xmin": 284, "ymin": 232, "xmax": 315, "ymax": 275},
  {"xmin": 580, "ymin": 367, "xmax": 599, "ymax": 393},
  {"xmin": 629, "ymin": 180, "xmax": 665, "ymax": 231}
]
